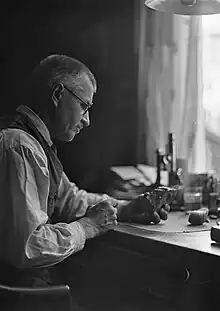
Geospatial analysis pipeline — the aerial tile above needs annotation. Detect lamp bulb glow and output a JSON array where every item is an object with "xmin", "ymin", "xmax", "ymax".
[{"xmin": 180, "ymin": 0, "xmax": 196, "ymax": 7}]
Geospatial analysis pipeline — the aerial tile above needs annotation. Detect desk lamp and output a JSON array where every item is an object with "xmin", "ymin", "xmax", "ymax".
[{"xmin": 145, "ymin": 0, "xmax": 220, "ymax": 15}]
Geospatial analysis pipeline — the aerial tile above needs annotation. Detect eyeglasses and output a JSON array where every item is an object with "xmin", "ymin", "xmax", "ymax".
[{"xmin": 62, "ymin": 84, "xmax": 92, "ymax": 115}]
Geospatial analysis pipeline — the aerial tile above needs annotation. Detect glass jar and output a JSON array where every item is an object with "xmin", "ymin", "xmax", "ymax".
[{"xmin": 183, "ymin": 186, "xmax": 203, "ymax": 210}]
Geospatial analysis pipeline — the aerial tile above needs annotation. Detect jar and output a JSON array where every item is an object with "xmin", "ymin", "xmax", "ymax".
[
  {"xmin": 183, "ymin": 186, "xmax": 203, "ymax": 210},
  {"xmin": 209, "ymin": 192, "xmax": 218, "ymax": 211}
]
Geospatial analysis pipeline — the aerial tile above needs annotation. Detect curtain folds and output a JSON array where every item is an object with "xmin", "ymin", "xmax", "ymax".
[{"xmin": 137, "ymin": 3, "xmax": 206, "ymax": 177}]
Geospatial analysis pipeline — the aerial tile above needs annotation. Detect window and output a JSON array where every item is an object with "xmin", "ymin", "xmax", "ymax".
[{"xmin": 202, "ymin": 14, "xmax": 220, "ymax": 137}]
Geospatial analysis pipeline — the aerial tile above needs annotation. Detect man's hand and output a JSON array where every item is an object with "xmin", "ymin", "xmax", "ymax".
[
  {"xmin": 78, "ymin": 201, "xmax": 117, "ymax": 239},
  {"xmin": 117, "ymin": 186, "xmax": 174, "ymax": 224}
]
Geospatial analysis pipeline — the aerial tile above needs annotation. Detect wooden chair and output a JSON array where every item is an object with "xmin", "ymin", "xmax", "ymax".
[{"xmin": 0, "ymin": 283, "xmax": 73, "ymax": 311}]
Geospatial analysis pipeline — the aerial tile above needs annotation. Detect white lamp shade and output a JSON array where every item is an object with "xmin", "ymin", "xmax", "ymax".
[{"xmin": 145, "ymin": 0, "xmax": 220, "ymax": 15}]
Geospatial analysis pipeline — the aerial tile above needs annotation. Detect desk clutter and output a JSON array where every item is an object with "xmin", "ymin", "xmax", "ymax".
[
  {"xmin": 107, "ymin": 166, "xmax": 220, "ymax": 212},
  {"xmin": 103, "ymin": 167, "xmax": 220, "ymax": 232},
  {"xmin": 124, "ymin": 211, "xmax": 218, "ymax": 233},
  {"xmin": 79, "ymin": 150, "xmax": 220, "ymax": 235}
]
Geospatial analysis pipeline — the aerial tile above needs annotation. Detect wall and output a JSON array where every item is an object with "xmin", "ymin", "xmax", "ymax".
[{"xmin": 0, "ymin": 0, "xmax": 138, "ymax": 187}]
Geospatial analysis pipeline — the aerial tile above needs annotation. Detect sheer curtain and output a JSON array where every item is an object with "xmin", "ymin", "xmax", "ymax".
[
  {"xmin": 137, "ymin": 2, "xmax": 206, "ymax": 181},
  {"xmin": 202, "ymin": 15, "xmax": 220, "ymax": 176}
]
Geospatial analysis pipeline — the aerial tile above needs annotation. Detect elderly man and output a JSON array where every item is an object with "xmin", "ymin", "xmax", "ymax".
[{"xmin": 0, "ymin": 54, "xmax": 170, "ymax": 287}]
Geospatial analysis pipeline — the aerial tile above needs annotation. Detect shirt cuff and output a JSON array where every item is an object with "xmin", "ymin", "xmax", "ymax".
[
  {"xmin": 77, "ymin": 217, "xmax": 100, "ymax": 239},
  {"xmin": 69, "ymin": 221, "xmax": 87, "ymax": 251}
]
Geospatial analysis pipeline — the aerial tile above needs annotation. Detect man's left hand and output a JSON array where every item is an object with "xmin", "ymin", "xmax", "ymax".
[{"xmin": 117, "ymin": 186, "xmax": 173, "ymax": 224}]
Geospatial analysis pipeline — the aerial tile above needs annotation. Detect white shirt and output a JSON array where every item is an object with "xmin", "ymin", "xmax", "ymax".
[{"xmin": 0, "ymin": 105, "xmax": 114, "ymax": 269}]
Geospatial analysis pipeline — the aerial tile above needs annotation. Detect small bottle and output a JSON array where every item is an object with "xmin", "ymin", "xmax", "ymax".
[
  {"xmin": 202, "ymin": 182, "xmax": 209, "ymax": 207},
  {"xmin": 168, "ymin": 132, "xmax": 177, "ymax": 186},
  {"xmin": 209, "ymin": 192, "xmax": 218, "ymax": 212}
]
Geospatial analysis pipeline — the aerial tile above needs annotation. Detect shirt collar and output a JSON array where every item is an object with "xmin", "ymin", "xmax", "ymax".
[{"xmin": 16, "ymin": 105, "xmax": 53, "ymax": 147}]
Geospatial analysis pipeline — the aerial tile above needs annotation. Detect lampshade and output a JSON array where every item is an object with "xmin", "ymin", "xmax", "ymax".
[{"xmin": 144, "ymin": 0, "xmax": 220, "ymax": 15}]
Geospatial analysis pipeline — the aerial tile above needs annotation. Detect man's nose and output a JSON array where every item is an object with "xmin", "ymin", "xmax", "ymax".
[{"xmin": 81, "ymin": 112, "xmax": 90, "ymax": 127}]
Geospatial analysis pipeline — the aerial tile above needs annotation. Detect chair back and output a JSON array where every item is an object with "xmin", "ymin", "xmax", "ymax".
[{"xmin": 0, "ymin": 283, "xmax": 73, "ymax": 311}]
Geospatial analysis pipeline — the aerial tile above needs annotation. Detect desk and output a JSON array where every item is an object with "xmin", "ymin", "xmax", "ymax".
[
  {"xmin": 65, "ymin": 213, "xmax": 220, "ymax": 311},
  {"xmin": 115, "ymin": 221, "xmax": 220, "ymax": 258}
]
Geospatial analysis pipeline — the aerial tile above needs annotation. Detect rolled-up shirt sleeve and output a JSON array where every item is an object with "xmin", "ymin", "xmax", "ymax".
[
  {"xmin": 0, "ymin": 131, "xmax": 88, "ymax": 269},
  {"xmin": 26, "ymin": 221, "xmax": 86, "ymax": 268}
]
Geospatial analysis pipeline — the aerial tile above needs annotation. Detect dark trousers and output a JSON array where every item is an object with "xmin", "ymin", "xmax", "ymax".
[{"xmin": 0, "ymin": 262, "xmax": 54, "ymax": 287}]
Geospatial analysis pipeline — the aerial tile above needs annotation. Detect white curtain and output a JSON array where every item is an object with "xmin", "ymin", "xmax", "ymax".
[{"xmin": 137, "ymin": 3, "xmax": 207, "ymax": 180}]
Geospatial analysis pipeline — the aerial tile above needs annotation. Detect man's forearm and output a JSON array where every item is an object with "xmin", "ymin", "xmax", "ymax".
[{"xmin": 24, "ymin": 221, "xmax": 87, "ymax": 268}]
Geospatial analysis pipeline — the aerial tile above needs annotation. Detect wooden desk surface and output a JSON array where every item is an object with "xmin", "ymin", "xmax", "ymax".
[
  {"xmin": 115, "ymin": 223, "xmax": 220, "ymax": 257},
  {"xmin": 105, "ymin": 210, "xmax": 219, "ymax": 258},
  {"xmin": 93, "ymin": 211, "xmax": 220, "ymax": 263}
]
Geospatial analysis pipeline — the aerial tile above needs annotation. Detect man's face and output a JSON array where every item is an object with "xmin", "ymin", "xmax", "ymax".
[{"xmin": 52, "ymin": 75, "xmax": 94, "ymax": 142}]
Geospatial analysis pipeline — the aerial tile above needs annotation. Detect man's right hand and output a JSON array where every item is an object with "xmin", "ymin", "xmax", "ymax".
[{"xmin": 78, "ymin": 201, "xmax": 117, "ymax": 239}]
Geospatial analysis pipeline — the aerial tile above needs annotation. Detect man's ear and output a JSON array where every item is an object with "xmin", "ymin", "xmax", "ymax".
[{"xmin": 52, "ymin": 83, "xmax": 64, "ymax": 106}]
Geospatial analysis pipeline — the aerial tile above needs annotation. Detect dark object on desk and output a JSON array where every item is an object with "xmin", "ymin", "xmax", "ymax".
[
  {"xmin": 145, "ymin": 185, "xmax": 180, "ymax": 207},
  {"xmin": 210, "ymin": 225, "xmax": 220, "ymax": 243},
  {"xmin": 188, "ymin": 208, "xmax": 209, "ymax": 225},
  {"xmin": 0, "ymin": 283, "xmax": 73, "ymax": 311},
  {"xmin": 209, "ymin": 207, "xmax": 220, "ymax": 218},
  {"xmin": 209, "ymin": 214, "xmax": 218, "ymax": 219}
]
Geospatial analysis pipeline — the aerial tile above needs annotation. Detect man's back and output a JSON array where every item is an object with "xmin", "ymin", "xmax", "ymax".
[{"xmin": 0, "ymin": 126, "xmax": 49, "ymax": 268}]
